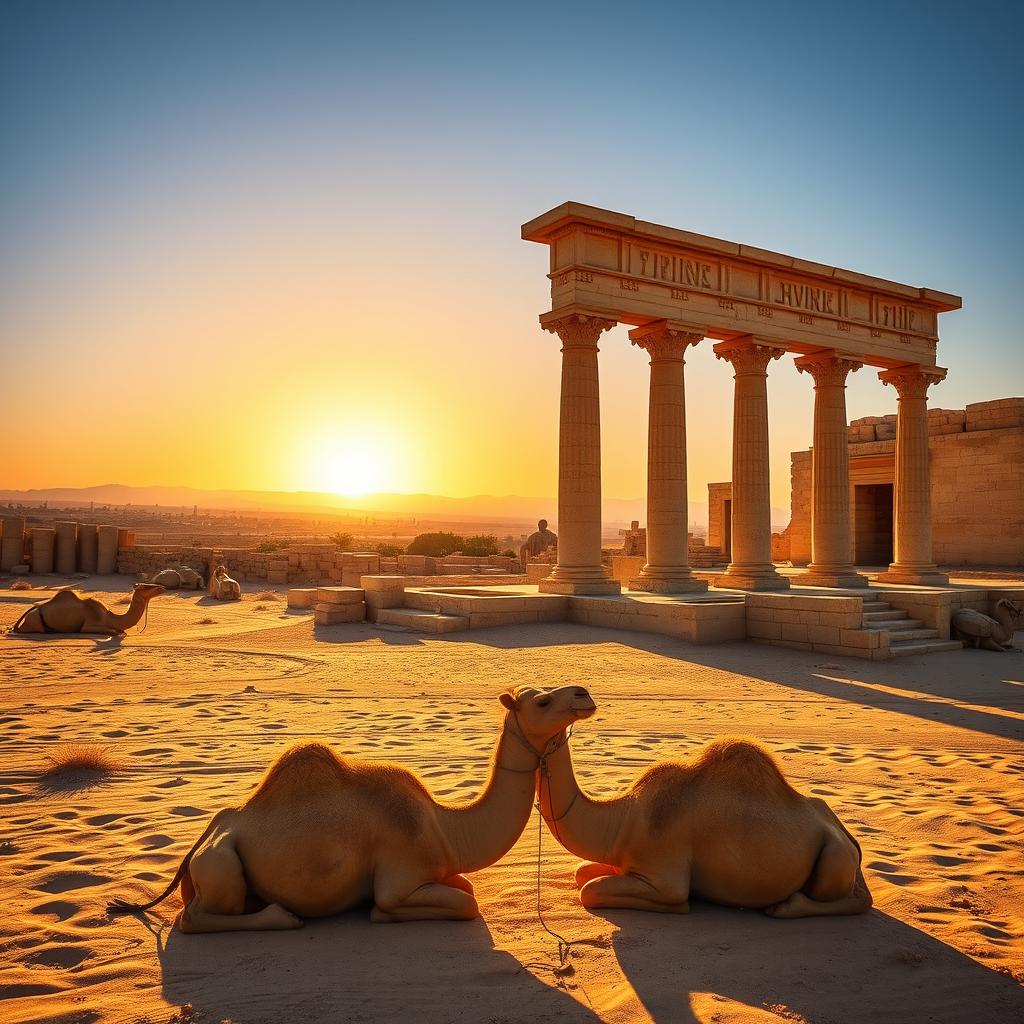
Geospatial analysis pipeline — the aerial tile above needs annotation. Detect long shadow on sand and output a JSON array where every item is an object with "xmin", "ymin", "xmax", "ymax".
[
  {"xmin": 608, "ymin": 901, "xmax": 1023, "ymax": 1024},
  {"xmin": 427, "ymin": 624, "xmax": 1024, "ymax": 743},
  {"xmin": 151, "ymin": 912, "xmax": 601, "ymax": 1023}
]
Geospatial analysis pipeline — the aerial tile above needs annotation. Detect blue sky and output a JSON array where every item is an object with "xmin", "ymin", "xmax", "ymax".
[{"xmin": 1, "ymin": 0, "xmax": 1021, "ymax": 502}]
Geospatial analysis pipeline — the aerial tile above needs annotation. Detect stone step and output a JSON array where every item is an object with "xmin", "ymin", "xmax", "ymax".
[
  {"xmin": 879, "ymin": 627, "xmax": 940, "ymax": 642},
  {"xmin": 375, "ymin": 608, "xmax": 470, "ymax": 634},
  {"xmin": 888, "ymin": 639, "xmax": 963, "ymax": 658},
  {"xmin": 863, "ymin": 609, "xmax": 909, "ymax": 622},
  {"xmin": 864, "ymin": 619, "xmax": 925, "ymax": 632},
  {"xmin": 861, "ymin": 601, "xmax": 892, "ymax": 612}
]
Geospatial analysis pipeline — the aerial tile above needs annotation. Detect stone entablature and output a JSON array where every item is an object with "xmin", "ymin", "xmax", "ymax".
[{"xmin": 522, "ymin": 202, "xmax": 960, "ymax": 369}]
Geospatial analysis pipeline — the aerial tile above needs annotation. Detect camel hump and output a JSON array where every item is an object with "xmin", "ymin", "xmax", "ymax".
[
  {"xmin": 248, "ymin": 741, "xmax": 354, "ymax": 802},
  {"xmin": 692, "ymin": 737, "xmax": 790, "ymax": 784}
]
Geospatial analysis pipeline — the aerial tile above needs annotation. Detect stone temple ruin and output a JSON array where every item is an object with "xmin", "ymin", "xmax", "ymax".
[{"xmin": 3, "ymin": 203, "xmax": 1020, "ymax": 660}]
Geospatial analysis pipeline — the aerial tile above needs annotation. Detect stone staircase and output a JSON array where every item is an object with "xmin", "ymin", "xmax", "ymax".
[
  {"xmin": 375, "ymin": 607, "xmax": 470, "ymax": 633},
  {"xmin": 861, "ymin": 598, "xmax": 962, "ymax": 657}
]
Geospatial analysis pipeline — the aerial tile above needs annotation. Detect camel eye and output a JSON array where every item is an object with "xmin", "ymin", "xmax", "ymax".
[{"xmin": 536, "ymin": 697, "xmax": 551, "ymax": 707}]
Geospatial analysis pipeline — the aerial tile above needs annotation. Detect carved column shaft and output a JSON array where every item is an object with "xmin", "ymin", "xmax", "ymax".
[
  {"xmin": 628, "ymin": 324, "xmax": 707, "ymax": 593},
  {"xmin": 877, "ymin": 366, "xmax": 948, "ymax": 585},
  {"xmin": 713, "ymin": 338, "xmax": 790, "ymax": 590},
  {"xmin": 795, "ymin": 353, "xmax": 864, "ymax": 587},
  {"xmin": 538, "ymin": 312, "xmax": 620, "ymax": 595}
]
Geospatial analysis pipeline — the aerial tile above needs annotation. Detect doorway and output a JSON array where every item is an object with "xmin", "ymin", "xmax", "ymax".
[
  {"xmin": 723, "ymin": 499, "xmax": 732, "ymax": 560},
  {"xmin": 854, "ymin": 484, "xmax": 893, "ymax": 565}
]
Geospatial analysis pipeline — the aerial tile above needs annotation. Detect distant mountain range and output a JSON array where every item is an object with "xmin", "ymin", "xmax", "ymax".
[{"xmin": 0, "ymin": 483, "xmax": 791, "ymax": 531}]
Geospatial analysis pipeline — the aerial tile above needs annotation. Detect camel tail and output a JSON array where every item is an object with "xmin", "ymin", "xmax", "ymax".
[{"xmin": 106, "ymin": 810, "xmax": 227, "ymax": 916}]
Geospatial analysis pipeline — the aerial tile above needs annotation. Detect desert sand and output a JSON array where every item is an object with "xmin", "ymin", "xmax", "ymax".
[{"xmin": 1, "ymin": 581, "xmax": 1022, "ymax": 1024}]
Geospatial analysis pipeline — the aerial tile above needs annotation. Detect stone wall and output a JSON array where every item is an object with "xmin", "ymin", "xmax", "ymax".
[
  {"xmin": 788, "ymin": 397, "xmax": 1024, "ymax": 567},
  {"xmin": 707, "ymin": 482, "xmax": 732, "ymax": 553}
]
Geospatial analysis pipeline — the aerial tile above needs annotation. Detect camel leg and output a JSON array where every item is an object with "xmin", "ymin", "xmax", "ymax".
[
  {"xmin": 178, "ymin": 845, "xmax": 302, "ymax": 934},
  {"xmin": 579, "ymin": 869, "xmax": 690, "ymax": 914},
  {"xmin": 765, "ymin": 865, "xmax": 872, "ymax": 918},
  {"xmin": 981, "ymin": 638, "xmax": 1006, "ymax": 652},
  {"xmin": 575, "ymin": 861, "xmax": 620, "ymax": 887},
  {"xmin": 371, "ymin": 881, "xmax": 479, "ymax": 923},
  {"xmin": 442, "ymin": 873, "xmax": 475, "ymax": 895}
]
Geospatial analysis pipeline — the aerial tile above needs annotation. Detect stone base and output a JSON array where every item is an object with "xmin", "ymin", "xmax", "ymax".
[
  {"xmin": 715, "ymin": 566, "xmax": 791, "ymax": 591},
  {"xmin": 876, "ymin": 565, "xmax": 950, "ymax": 587},
  {"xmin": 797, "ymin": 567, "xmax": 867, "ymax": 589},
  {"xmin": 539, "ymin": 578, "xmax": 621, "ymax": 595},
  {"xmin": 628, "ymin": 575, "xmax": 709, "ymax": 594}
]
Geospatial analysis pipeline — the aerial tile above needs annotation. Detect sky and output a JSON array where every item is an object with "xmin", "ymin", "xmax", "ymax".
[{"xmin": 2, "ymin": 0, "xmax": 1022, "ymax": 511}]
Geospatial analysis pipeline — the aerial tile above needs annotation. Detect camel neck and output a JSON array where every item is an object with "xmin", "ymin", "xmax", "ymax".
[
  {"xmin": 537, "ymin": 741, "xmax": 627, "ymax": 866},
  {"xmin": 104, "ymin": 590, "xmax": 149, "ymax": 630},
  {"xmin": 436, "ymin": 716, "xmax": 539, "ymax": 875}
]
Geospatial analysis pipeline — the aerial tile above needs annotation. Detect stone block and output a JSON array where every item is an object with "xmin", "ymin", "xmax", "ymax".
[
  {"xmin": 317, "ymin": 586, "xmax": 365, "ymax": 605},
  {"xmin": 267, "ymin": 570, "xmax": 289, "ymax": 584},
  {"xmin": 315, "ymin": 602, "xmax": 366, "ymax": 625},
  {"xmin": 747, "ymin": 620, "xmax": 782, "ymax": 640},
  {"xmin": 780, "ymin": 623, "xmax": 810, "ymax": 642},
  {"xmin": 287, "ymin": 588, "xmax": 318, "ymax": 609}
]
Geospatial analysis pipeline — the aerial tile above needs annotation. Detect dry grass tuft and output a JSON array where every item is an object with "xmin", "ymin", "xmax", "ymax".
[
  {"xmin": 197, "ymin": 617, "xmax": 216, "ymax": 625},
  {"xmin": 42, "ymin": 743, "xmax": 123, "ymax": 780},
  {"xmin": 10, "ymin": 580, "xmax": 33, "ymax": 591},
  {"xmin": 254, "ymin": 590, "xmax": 279, "ymax": 601},
  {"xmin": 253, "ymin": 604, "xmax": 269, "ymax": 612},
  {"xmin": 114, "ymin": 595, "xmax": 132, "ymax": 605}
]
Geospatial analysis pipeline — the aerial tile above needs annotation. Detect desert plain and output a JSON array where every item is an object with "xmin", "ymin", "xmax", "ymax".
[{"xmin": 1, "ymin": 580, "xmax": 1022, "ymax": 1024}]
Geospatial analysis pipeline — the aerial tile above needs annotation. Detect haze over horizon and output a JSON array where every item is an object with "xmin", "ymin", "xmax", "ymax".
[{"xmin": 3, "ymin": 1, "xmax": 1021, "ymax": 508}]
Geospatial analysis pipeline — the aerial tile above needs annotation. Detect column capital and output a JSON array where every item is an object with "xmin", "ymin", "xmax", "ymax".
[
  {"xmin": 794, "ymin": 351, "xmax": 863, "ymax": 387},
  {"xmin": 713, "ymin": 337, "xmax": 788, "ymax": 376},
  {"xmin": 628, "ymin": 321, "xmax": 703, "ymax": 362},
  {"xmin": 540, "ymin": 309, "xmax": 617, "ymax": 349},
  {"xmin": 878, "ymin": 364, "xmax": 947, "ymax": 399}
]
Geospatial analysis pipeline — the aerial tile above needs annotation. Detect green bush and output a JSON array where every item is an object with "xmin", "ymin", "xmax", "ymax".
[
  {"xmin": 462, "ymin": 534, "xmax": 500, "ymax": 556},
  {"xmin": 329, "ymin": 531, "xmax": 354, "ymax": 549},
  {"xmin": 407, "ymin": 531, "xmax": 466, "ymax": 556}
]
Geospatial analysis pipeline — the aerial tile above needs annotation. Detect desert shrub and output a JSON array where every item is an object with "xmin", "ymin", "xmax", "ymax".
[
  {"xmin": 329, "ymin": 531, "xmax": 354, "ymax": 549},
  {"xmin": 114, "ymin": 595, "xmax": 132, "ymax": 606},
  {"xmin": 406, "ymin": 532, "xmax": 465, "ymax": 557},
  {"xmin": 10, "ymin": 580, "xmax": 33, "ymax": 590},
  {"xmin": 253, "ymin": 604, "xmax": 268, "ymax": 611},
  {"xmin": 197, "ymin": 617, "xmax": 216, "ymax": 625},
  {"xmin": 501, "ymin": 549, "xmax": 517, "ymax": 559},
  {"xmin": 255, "ymin": 541, "xmax": 283, "ymax": 553},
  {"xmin": 42, "ymin": 743, "xmax": 122, "ymax": 780},
  {"xmin": 375, "ymin": 542, "xmax": 405, "ymax": 557},
  {"xmin": 254, "ymin": 590, "xmax": 279, "ymax": 601},
  {"xmin": 462, "ymin": 534, "xmax": 500, "ymax": 557}
]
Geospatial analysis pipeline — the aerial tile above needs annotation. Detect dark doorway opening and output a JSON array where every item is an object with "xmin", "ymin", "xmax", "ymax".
[
  {"xmin": 854, "ymin": 484, "xmax": 893, "ymax": 565},
  {"xmin": 723, "ymin": 499, "xmax": 732, "ymax": 560}
]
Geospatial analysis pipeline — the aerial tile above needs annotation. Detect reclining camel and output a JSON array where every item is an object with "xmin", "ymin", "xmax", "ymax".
[
  {"xmin": 108, "ymin": 685, "xmax": 592, "ymax": 932},
  {"xmin": 149, "ymin": 566, "xmax": 204, "ymax": 590},
  {"xmin": 511, "ymin": 685, "xmax": 871, "ymax": 919},
  {"xmin": 208, "ymin": 564, "xmax": 241, "ymax": 601},
  {"xmin": 11, "ymin": 583, "xmax": 165, "ymax": 636}
]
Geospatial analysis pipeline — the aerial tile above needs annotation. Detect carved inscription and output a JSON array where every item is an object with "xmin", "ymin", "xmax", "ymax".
[
  {"xmin": 879, "ymin": 302, "xmax": 917, "ymax": 332},
  {"xmin": 799, "ymin": 314, "xmax": 813, "ymax": 325},
  {"xmin": 671, "ymin": 288, "xmax": 690, "ymax": 301},
  {"xmin": 718, "ymin": 299, "xmax": 734, "ymax": 310},
  {"xmin": 756, "ymin": 306, "xmax": 773, "ymax": 318},
  {"xmin": 837, "ymin": 322, "xmax": 851, "ymax": 332},
  {"xmin": 620, "ymin": 279, "xmax": 639, "ymax": 291},
  {"xmin": 637, "ymin": 250, "xmax": 715, "ymax": 289},
  {"xmin": 776, "ymin": 281, "xmax": 836, "ymax": 314}
]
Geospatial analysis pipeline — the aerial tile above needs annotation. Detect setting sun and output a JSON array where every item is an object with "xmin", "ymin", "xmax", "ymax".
[{"xmin": 306, "ymin": 437, "xmax": 397, "ymax": 496}]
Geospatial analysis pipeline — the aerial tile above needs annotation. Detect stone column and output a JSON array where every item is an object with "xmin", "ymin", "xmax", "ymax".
[
  {"xmin": 795, "ymin": 351, "xmax": 865, "ymax": 588},
  {"xmin": 627, "ymin": 321, "xmax": 707, "ymax": 593},
  {"xmin": 538, "ymin": 310, "xmax": 620, "ymax": 595},
  {"xmin": 877, "ymin": 365, "xmax": 948, "ymax": 586},
  {"xmin": 713, "ymin": 337, "xmax": 790, "ymax": 590}
]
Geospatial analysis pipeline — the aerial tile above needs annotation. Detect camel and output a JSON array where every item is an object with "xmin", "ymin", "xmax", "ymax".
[
  {"xmin": 208, "ymin": 564, "xmax": 241, "ymax": 601},
  {"xmin": 149, "ymin": 566, "xmax": 203, "ymax": 590},
  {"xmin": 11, "ymin": 583, "xmax": 165, "ymax": 636},
  {"xmin": 107, "ymin": 684, "xmax": 594, "ymax": 932},
  {"xmin": 512, "ymin": 685, "xmax": 871, "ymax": 920},
  {"xmin": 952, "ymin": 598, "xmax": 1023, "ymax": 651}
]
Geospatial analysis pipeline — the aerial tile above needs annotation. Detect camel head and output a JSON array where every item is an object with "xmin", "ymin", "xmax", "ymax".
[
  {"xmin": 998, "ymin": 598, "xmax": 1023, "ymax": 620},
  {"xmin": 132, "ymin": 582, "xmax": 166, "ymax": 601},
  {"xmin": 499, "ymin": 684, "xmax": 596, "ymax": 753}
]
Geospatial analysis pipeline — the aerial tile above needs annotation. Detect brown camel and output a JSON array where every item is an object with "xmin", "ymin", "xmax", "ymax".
[
  {"xmin": 513, "ymin": 685, "xmax": 871, "ymax": 919},
  {"xmin": 108, "ymin": 685, "xmax": 594, "ymax": 932},
  {"xmin": 11, "ymin": 583, "xmax": 165, "ymax": 636}
]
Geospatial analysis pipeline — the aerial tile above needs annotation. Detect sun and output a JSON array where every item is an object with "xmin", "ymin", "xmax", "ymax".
[{"xmin": 309, "ymin": 438, "xmax": 394, "ymax": 497}]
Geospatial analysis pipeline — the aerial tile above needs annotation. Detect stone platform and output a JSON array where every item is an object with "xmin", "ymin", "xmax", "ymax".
[{"xmin": 356, "ymin": 573, "xmax": 1024, "ymax": 661}]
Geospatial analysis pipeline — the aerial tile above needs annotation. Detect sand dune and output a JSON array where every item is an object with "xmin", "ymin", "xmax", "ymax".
[{"xmin": 1, "ymin": 583, "xmax": 1021, "ymax": 1023}]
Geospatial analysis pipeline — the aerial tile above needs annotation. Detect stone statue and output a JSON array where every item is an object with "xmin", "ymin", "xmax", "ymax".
[
  {"xmin": 951, "ymin": 599, "xmax": 1023, "ymax": 652},
  {"xmin": 519, "ymin": 519, "xmax": 557, "ymax": 567},
  {"xmin": 11, "ymin": 583, "xmax": 165, "ymax": 636},
  {"xmin": 108, "ymin": 687, "xmax": 582, "ymax": 931},
  {"xmin": 506, "ymin": 684, "xmax": 871, "ymax": 919}
]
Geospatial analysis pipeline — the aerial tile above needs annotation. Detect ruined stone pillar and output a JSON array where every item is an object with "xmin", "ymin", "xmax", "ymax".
[
  {"xmin": 877, "ymin": 365, "xmax": 948, "ymax": 586},
  {"xmin": 54, "ymin": 521, "xmax": 78, "ymax": 575},
  {"xmin": 713, "ymin": 338, "xmax": 790, "ymax": 590},
  {"xmin": 627, "ymin": 322, "xmax": 707, "ymax": 593},
  {"xmin": 539, "ymin": 310, "xmax": 620, "ymax": 595},
  {"xmin": 795, "ymin": 352, "xmax": 865, "ymax": 588}
]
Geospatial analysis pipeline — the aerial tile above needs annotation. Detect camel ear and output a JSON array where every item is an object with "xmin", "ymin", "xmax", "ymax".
[{"xmin": 498, "ymin": 690, "xmax": 517, "ymax": 711}]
